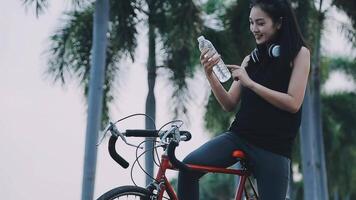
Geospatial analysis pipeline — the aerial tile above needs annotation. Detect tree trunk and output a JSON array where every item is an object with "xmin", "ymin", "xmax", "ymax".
[
  {"xmin": 81, "ymin": 0, "xmax": 109, "ymax": 199},
  {"xmin": 334, "ymin": 188, "xmax": 339, "ymax": 200},
  {"xmin": 145, "ymin": 11, "xmax": 157, "ymax": 186},
  {"xmin": 300, "ymin": 85, "xmax": 320, "ymax": 200},
  {"xmin": 311, "ymin": 9, "xmax": 329, "ymax": 200},
  {"xmin": 299, "ymin": 0, "xmax": 328, "ymax": 199}
]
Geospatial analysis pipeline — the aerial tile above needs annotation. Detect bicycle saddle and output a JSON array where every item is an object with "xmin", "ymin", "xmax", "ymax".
[{"xmin": 232, "ymin": 150, "xmax": 246, "ymax": 160}]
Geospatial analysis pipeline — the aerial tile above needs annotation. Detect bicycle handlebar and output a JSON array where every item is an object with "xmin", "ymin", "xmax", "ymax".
[
  {"xmin": 125, "ymin": 129, "xmax": 191, "ymax": 140},
  {"xmin": 125, "ymin": 129, "xmax": 159, "ymax": 137},
  {"xmin": 108, "ymin": 135, "xmax": 130, "ymax": 168},
  {"xmin": 108, "ymin": 129, "xmax": 192, "ymax": 169}
]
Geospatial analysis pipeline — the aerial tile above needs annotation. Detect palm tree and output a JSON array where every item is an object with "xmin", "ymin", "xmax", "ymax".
[
  {"xmin": 141, "ymin": 0, "xmax": 202, "ymax": 185},
  {"xmin": 23, "ymin": 1, "xmax": 112, "ymax": 200},
  {"xmin": 24, "ymin": 0, "xmax": 203, "ymax": 186},
  {"xmin": 80, "ymin": 1, "xmax": 109, "ymax": 200},
  {"xmin": 22, "ymin": 0, "xmax": 49, "ymax": 17},
  {"xmin": 332, "ymin": 0, "xmax": 356, "ymax": 46},
  {"xmin": 297, "ymin": 0, "xmax": 330, "ymax": 199}
]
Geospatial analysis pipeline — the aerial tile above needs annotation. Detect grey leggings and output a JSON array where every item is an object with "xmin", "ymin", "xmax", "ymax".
[{"xmin": 177, "ymin": 132, "xmax": 290, "ymax": 200}]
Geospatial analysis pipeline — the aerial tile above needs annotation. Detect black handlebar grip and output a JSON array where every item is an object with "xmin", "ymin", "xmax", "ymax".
[
  {"xmin": 167, "ymin": 141, "xmax": 190, "ymax": 172},
  {"xmin": 125, "ymin": 129, "xmax": 159, "ymax": 137},
  {"xmin": 108, "ymin": 136, "xmax": 129, "ymax": 169},
  {"xmin": 180, "ymin": 131, "xmax": 192, "ymax": 141},
  {"xmin": 126, "ymin": 129, "xmax": 192, "ymax": 141}
]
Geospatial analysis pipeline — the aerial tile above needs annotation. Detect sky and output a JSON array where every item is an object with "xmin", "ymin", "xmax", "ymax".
[{"xmin": 0, "ymin": 1, "xmax": 355, "ymax": 199}]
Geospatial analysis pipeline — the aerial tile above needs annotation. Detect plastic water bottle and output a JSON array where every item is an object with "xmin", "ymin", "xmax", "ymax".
[{"xmin": 197, "ymin": 36, "xmax": 231, "ymax": 82}]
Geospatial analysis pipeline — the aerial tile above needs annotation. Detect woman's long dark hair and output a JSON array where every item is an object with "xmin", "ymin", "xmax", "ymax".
[{"xmin": 250, "ymin": 0, "xmax": 308, "ymax": 66}]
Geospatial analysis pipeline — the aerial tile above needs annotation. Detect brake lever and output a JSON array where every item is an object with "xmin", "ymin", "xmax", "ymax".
[
  {"xmin": 110, "ymin": 122, "xmax": 143, "ymax": 149},
  {"xmin": 96, "ymin": 124, "xmax": 112, "ymax": 146},
  {"xmin": 159, "ymin": 125, "xmax": 180, "ymax": 144}
]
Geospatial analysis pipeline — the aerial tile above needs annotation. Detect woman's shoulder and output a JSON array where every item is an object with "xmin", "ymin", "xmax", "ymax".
[
  {"xmin": 289, "ymin": 46, "xmax": 310, "ymax": 68},
  {"xmin": 295, "ymin": 46, "xmax": 310, "ymax": 61},
  {"xmin": 290, "ymin": 46, "xmax": 310, "ymax": 68},
  {"xmin": 300, "ymin": 46, "xmax": 310, "ymax": 55}
]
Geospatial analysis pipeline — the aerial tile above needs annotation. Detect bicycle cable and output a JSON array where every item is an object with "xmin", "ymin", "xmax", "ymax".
[
  {"xmin": 131, "ymin": 139, "xmax": 147, "ymax": 186},
  {"xmin": 131, "ymin": 139, "xmax": 163, "ymax": 186},
  {"xmin": 97, "ymin": 114, "xmax": 185, "ymax": 193},
  {"xmin": 130, "ymin": 120, "xmax": 186, "ymax": 186},
  {"xmin": 132, "ymin": 142, "xmax": 173, "ymax": 200}
]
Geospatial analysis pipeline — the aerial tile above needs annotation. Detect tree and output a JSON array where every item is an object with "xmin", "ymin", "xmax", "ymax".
[
  {"xmin": 332, "ymin": 0, "xmax": 356, "ymax": 46},
  {"xmin": 81, "ymin": 1, "xmax": 109, "ymax": 199},
  {"xmin": 323, "ymin": 92, "xmax": 356, "ymax": 200},
  {"xmin": 321, "ymin": 57, "xmax": 356, "ymax": 200},
  {"xmin": 23, "ymin": 1, "xmax": 112, "ymax": 200},
  {"xmin": 142, "ymin": 0, "xmax": 202, "ymax": 185},
  {"xmin": 24, "ymin": 0, "xmax": 203, "ymax": 186}
]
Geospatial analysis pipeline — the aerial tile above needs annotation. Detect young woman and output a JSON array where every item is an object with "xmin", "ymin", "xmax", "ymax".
[{"xmin": 178, "ymin": 0, "xmax": 310, "ymax": 199}]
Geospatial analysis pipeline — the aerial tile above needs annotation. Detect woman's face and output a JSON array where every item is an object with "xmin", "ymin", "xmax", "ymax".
[{"xmin": 249, "ymin": 6, "xmax": 281, "ymax": 45}]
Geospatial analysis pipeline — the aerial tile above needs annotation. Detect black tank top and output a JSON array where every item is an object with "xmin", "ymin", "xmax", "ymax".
[{"xmin": 229, "ymin": 55, "xmax": 301, "ymax": 158}]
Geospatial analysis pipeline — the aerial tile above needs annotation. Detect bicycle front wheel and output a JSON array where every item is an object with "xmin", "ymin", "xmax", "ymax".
[{"xmin": 97, "ymin": 185, "xmax": 152, "ymax": 200}]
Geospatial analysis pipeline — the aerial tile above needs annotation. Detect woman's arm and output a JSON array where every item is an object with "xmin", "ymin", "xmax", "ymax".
[
  {"xmin": 231, "ymin": 47, "xmax": 310, "ymax": 113},
  {"xmin": 201, "ymin": 50, "xmax": 242, "ymax": 112}
]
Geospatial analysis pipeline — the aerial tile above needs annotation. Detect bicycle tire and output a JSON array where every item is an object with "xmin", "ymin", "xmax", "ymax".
[{"xmin": 97, "ymin": 185, "xmax": 153, "ymax": 200}]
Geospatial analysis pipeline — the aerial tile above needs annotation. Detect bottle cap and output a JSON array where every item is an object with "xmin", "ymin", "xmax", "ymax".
[{"xmin": 197, "ymin": 36, "xmax": 205, "ymax": 43}]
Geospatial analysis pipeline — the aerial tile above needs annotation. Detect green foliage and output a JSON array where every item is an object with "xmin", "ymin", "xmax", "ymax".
[
  {"xmin": 294, "ymin": 0, "xmax": 319, "ymax": 49},
  {"xmin": 204, "ymin": 93, "xmax": 237, "ymax": 136},
  {"xmin": 22, "ymin": 0, "xmax": 48, "ymax": 17},
  {"xmin": 319, "ymin": 57, "xmax": 332, "ymax": 86},
  {"xmin": 45, "ymin": 0, "xmax": 138, "ymax": 128},
  {"xmin": 322, "ymin": 92, "xmax": 356, "ymax": 199},
  {"xmin": 223, "ymin": 0, "xmax": 255, "ymax": 58},
  {"xmin": 332, "ymin": 0, "xmax": 356, "ymax": 46},
  {"xmin": 170, "ymin": 174, "xmax": 235, "ymax": 200},
  {"xmin": 46, "ymin": 8, "xmax": 94, "ymax": 85},
  {"xmin": 21, "ymin": 0, "xmax": 89, "ymax": 17},
  {"xmin": 327, "ymin": 57, "xmax": 356, "ymax": 80},
  {"xmin": 43, "ymin": 0, "xmax": 203, "ymax": 126},
  {"xmin": 156, "ymin": 0, "xmax": 203, "ymax": 118},
  {"xmin": 200, "ymin": 173, "xmax": 235, "ymax": 200},
  {"xmin": 203, "ymin": 0, "xmax": 225, "ymax": 15},
  {"xmin": 318, "ymin": 57, "xmax": 356, "ymax": 88},
  {"xmin": 202, "ymin": 0, "xmax": 254, "ymax": 134}
]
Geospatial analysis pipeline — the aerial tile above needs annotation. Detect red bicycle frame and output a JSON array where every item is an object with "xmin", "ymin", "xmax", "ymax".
[{"xmin": 154, "ymin": 154, "xmax": 252, "ymax": 200}]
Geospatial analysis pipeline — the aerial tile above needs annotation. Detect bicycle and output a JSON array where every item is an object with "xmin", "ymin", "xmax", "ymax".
[{"xmin": 97, "ymin": 114, "xmax": 259, "ymax": 200}]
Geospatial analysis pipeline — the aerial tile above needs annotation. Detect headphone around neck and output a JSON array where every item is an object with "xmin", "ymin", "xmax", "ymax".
[{"xmin": 250, "ymin": 43, "xmax": 280, "ymax": 63}]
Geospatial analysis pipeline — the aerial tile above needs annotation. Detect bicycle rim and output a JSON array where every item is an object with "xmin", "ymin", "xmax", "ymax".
[{"xmin": 97, "ymin": 185, "xmax": 152, "ymax": 200}]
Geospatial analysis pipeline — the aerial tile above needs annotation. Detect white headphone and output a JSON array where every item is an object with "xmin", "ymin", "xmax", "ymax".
[{"xmin": 250, "ymin": 44, "xmax": 280, "ymax": 63}]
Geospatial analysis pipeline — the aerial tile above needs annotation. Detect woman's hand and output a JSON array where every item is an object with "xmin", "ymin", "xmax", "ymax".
[
  {"xmin": 227, "ymin": 56, "xmax": 254, "ymax": 88},
  {"xmin": 200, "ymin": 49, "xmax": 221, "ymax": 76}
]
